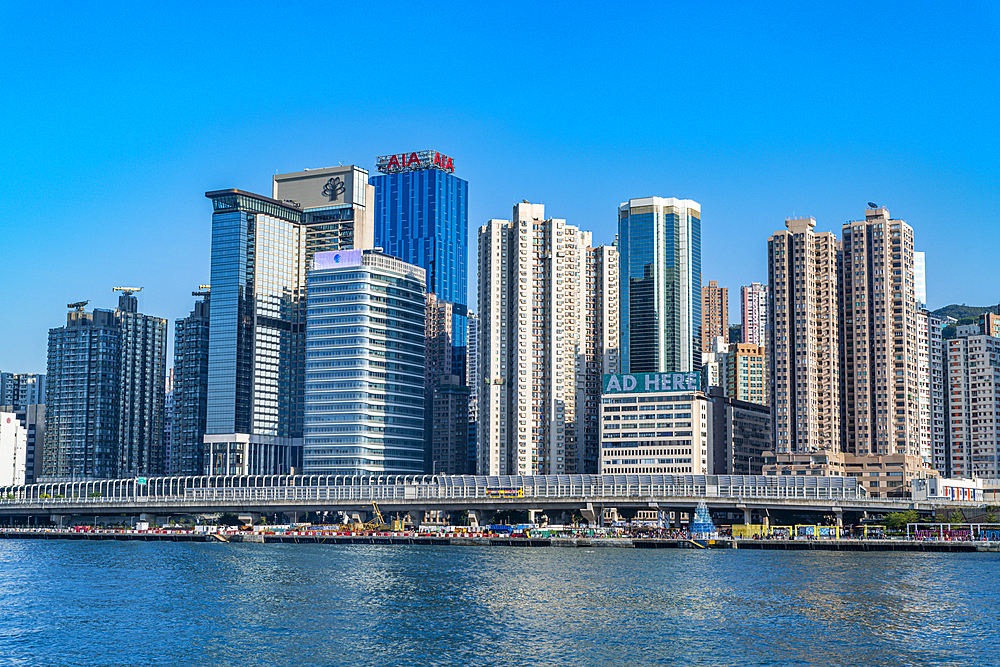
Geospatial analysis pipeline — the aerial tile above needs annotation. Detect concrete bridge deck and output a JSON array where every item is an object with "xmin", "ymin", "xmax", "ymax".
[{"xmin": 0, "ymin": 474, "xmax": 976, "ymax": 523}]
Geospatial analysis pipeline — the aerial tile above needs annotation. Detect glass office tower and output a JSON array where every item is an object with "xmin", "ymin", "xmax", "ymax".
[
  {"xmin": 618, "ymin": 197, "xmax": 702, "ymax": 374},
  {"xmin": 204, "ymin": 167, "xmax": 373, "ymax": 476},
  {"xmin": 303, "ymin": 249, "xmax": 426, "ymax": 475},
  {"xmin": 369, "ymin": 150, "xmax": 468, "ymax": 377},
  {"xmin": 204, "ymin": 191, "xmax": 305, "ymax": 475},
  {"xmin": 370, "ymin": 150, "xmax": 469, "ymax": 474}
]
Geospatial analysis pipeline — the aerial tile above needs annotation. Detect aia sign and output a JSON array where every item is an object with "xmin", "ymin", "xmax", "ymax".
[{"xmin": 376, "ymin": 150, "xmax": 455, "ymax": 175}]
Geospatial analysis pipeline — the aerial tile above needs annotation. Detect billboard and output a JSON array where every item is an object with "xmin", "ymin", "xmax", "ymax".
[
  {"xmin": 602, "ymin": 372, "xmax": 701, "ymax": 394},
  {"xmin": 376, "ymin": 150, "xmax": 455, "ymax": 174},
  {"xmin": 314, "ymin": 249, "xmax": 364, "ymax": 270}
]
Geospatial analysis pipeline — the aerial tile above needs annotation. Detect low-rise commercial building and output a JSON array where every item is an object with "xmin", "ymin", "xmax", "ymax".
[
  {"xmin": 0, "ymin": 411, "xmax": 26, "ymax": 486},
  {"xmin": 599, "ymin": 372, "xmax": 710, "ymax": 475},
  {"xmin": 707, "ymin": 387, "xmax": 771, "ymax": 475}
]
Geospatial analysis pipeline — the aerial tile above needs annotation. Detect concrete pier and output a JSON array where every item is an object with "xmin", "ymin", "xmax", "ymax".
[{"xmin": 2, "ymin": 529, "xmax": 998, "ymax": 552}]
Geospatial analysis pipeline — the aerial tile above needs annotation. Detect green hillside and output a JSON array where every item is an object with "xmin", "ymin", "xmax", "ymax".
[{"xmin": 931, "ymin": 304, "xmax": 998, "ymax": 321}]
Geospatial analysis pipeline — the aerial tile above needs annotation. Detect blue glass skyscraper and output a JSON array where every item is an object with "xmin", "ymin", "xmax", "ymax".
[
  {"xmin": 618, "ymin": 197, "xmax": 702, "ymax": 375},
  {"xmin": 370, "ymin": 150, "xmax": 468, "ymax": 378},
  {"xmin": 370, "ymin": 150, "xmax": 469, "ymax": 474}
]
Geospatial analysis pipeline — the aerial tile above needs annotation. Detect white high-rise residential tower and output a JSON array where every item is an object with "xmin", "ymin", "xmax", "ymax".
[
  {"xmin": 478, "ymin": 203, "xmax": 618, "ymax": 476},
  {"xmin": 740, "ymin": 283, "xmax": 768, "ymax": 346}
]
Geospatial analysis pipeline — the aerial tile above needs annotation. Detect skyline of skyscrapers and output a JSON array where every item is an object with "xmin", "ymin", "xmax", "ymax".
[
  {"xmin": 15, "ymin": 136, "xmax": 994, "ymax": 493},
  {"xmin": 618, "ymin": 197, "xmax": 702, "ymax": 375}
]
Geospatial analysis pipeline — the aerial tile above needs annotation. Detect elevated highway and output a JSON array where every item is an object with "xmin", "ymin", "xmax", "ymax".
[{"xmin": 0, "ymin": 474, "xmax": 975, "ymax": 526}]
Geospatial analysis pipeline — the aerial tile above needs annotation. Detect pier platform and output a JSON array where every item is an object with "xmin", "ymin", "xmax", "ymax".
[{"xmin": 2, "ymin": 529, "xmax": 998, "ymax": 552}]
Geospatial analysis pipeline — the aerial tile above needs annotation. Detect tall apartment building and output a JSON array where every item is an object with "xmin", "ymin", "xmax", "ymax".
[
  {"xmin": 117, "ymin": 294, "xmax": 167, "ymax": 477},
  {"xmin": 581, "ymin": 244, "xmax": 620, "ymax": 472},
  {"xmin": 928, "ymin": 312, "xmax": 947, "ymax": 474},
  {"xmin": 838, "ymin": 207, "xmax": 921, "ymax": 462},
  {"xmin": 915, "ymin": 309, "xmax": 931, "ymax": 466},
  {"xmin": 618, "ymin": 197, "xmax": 701, "ymax": 374},
  {"xmin": 303, "ymin": 249, "xmax": 426, "ymax": 476},
  {"xmin": 43, "ymin": 297, "xmax": 166, "ymax": 480},
  {"xmin": 768, "ymin": 216, "xmax": 840, "ymax": 455},
  {"xmin": 171, "ymin": 289, "xmax": 210, "ymax": 476},
  {"xmin": 741, "ymin": 283, "xmax": 768, "ymax": 346},
  {"xmin": 478, "ymin": 203, "xmax": 618, "ymax": 476},
  {"xmin": 0, "ymin": 374, "xmax": 45, "ymax": 410},
  {"xmin": 947, "ymin": 332, "xmax": 1000, "ymax": 478},
  {"xmin": 701, "ymin": 281, "xmax": 728, "ymax": 353},
  {"xmin": 426, "ymin": 294, "xmax": 470, "ymax": 474},
  {"xmin": 204, "ymin": 166, "xmax": 373, "ymax": 476},
  {"xmin": 726, "ymin": 343, "xmax": 767, "ymax": 405},
  {"xmin": 163, "ymin": 368, "xmax": 174, "ymax": 474},
  {"xmin": 466, "ymin": 312, "xmax": 479, "ymax": 473}
]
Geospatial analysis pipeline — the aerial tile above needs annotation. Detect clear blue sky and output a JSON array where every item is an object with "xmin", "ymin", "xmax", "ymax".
[{"xmin": 1, "ymin": 1, "xmax": 998, "ymax": 374}]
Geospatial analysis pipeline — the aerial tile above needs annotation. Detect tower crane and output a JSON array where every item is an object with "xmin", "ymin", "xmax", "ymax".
[
  {"xmin": 192, "ymin": 285, "xmax": 210, "ymax": 297},
  {"xmin": 67, "ymin": 301, "xmax": 89, "ymax": 311},
  {"xmin": 112, "ymin": 287, "xmax": 143, "ymax": 297}
]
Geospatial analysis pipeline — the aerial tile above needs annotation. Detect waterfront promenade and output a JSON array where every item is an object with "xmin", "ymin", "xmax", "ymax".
[{"xmin": 3, "ymin": 527, "xmax": 998, "ymax": 552}]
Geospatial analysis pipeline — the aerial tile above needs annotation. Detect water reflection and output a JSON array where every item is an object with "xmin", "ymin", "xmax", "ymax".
[{"xmin": 0, "ymin": 543, "xmax": 996, "ymax": 666}]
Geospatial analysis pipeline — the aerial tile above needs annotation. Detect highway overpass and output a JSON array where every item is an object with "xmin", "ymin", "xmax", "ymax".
[{"xmin": 0, "ymin": 474, "xmax": 977, "ymax": 526}]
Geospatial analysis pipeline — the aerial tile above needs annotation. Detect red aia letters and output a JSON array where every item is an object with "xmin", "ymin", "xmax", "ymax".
[{"xmin": 384, "ymin": 152, "xmax": 453, "ymax": 172}]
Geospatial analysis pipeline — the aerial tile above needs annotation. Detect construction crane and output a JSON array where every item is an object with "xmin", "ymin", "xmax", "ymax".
[
  {"xmin": 67, "ymin": 301, "xmax": 89, "ymax": 311},
  {"xmin": 360, "ymin": 502, "xmax": 387, "ymax": 531},
  {"xmin": 112, "ymin": 286, "xmax": 143, "ymax": 297},
  {"xmin": 192, "ymin": 285, "xmax": 210, "ymax": 298}
]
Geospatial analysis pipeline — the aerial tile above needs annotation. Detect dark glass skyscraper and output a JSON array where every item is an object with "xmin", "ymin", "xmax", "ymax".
[
  {"xmin": 42, "ymin": 296, "xmax": 166, "ymax": 480},
  {"xmin": 618, "ymin": 197, "xmax": 702, "ymax": 375},
  {"xmin": 171, "ymin": 289, "xmax": 210, "ymax": 476},
  {"xmin": 370, "ymin": 150, "xmax": 468, "ymax": 377}
]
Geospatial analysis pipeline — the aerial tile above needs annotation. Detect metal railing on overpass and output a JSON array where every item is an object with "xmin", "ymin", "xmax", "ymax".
[{"xmin": 0, "ymin": 474, "xmax": 865, "ymax": 507}]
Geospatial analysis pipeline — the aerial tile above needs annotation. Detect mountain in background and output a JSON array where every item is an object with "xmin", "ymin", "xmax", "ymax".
[{"xmin": 930, "ymin": 304, "xmax": 998, "ymax": 322}]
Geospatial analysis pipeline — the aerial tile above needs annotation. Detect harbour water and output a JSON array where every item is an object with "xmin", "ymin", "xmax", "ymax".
[{"xmin": 0, "ymin": 541, "xmax": 996, "ymax": 666}]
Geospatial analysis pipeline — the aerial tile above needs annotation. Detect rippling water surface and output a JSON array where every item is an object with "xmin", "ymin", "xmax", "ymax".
[{"xmin": 0, "ymin": 541, "xmax": 996, "ymax": 666}]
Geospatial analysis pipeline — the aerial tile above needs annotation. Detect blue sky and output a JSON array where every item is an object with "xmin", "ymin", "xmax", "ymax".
[{"xmin": 1, "ymin": 1, "xmax": 997, "ymax": 373}]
